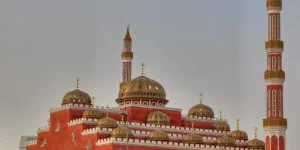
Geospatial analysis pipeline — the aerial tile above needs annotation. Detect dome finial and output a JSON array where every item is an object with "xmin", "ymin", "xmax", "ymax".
[
  {"xmin": 91, "ymin": 97, "xmax": 95, "ymax": 108},
  {"xmin": 254, "ymin": 127, "xmax": 258, "ymax": 139},
  {"xmin": 106, "ymin": 105, "xmax": 109, "ymax": 117},
  {"xmin": 141, "ymin": 62, "xmax": 145, "ymax": 76},
  {"xmin": 200, "ymin": 92, "xmax": 203, "ymax": 104},
  {"xmin": 236, "ymin": 119, "xmax": 240, "ymax": 130},
  {"xmin": 219, "ymin": 111, "xmax": 222, "ymax": 120},
  {"xmin": 76, "ymin": 78, "xmax": 79, "ymax": 89}
]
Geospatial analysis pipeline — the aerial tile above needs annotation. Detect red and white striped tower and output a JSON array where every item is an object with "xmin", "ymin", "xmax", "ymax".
[
  {"xmin": 263, "ymin": 0, "xmax": 287, "ymax": 150},
  {"xmin": 120, "ymin": 25, "xmax": 133, "ymax": 88}
]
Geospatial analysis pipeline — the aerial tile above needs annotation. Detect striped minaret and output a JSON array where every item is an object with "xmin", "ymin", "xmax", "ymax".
[
  {"xmin": 263, "ymin": 0, "xmax": 287, "ymax": 150},
  {"xmin": 120, "ymin": 25, "xmax": 133, "ymax": 88}
]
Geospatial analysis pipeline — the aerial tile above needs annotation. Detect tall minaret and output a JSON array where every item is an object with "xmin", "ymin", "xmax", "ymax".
[
  {"xmin": 120, "ymin": 25, "xmax": 133, "ymax": 88},
  {"xmin": 264, "ymin": 0, "xmax": 287, "ymax": 150}
]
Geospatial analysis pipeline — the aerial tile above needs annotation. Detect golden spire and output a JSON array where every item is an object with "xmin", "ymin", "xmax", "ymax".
[
  {"xmin": 124, "ymin": 25, "xmax": 131, "ymax": 40},
  {"xmin": 200, "ymin": 92, "xmax": 203, "ymax": 104},
  {"xmin": 236, "ymin": 119, "xmax": 240, "ymax": 130},
  {"xmin": 191, "ymin": 121, "xmax": 195, "ymax": 131},
  {"xmin": 106, "ymin": 105, "xmax": 109, "ymax": 117},
  {"xmin": 76, "ymin": 78, "xmax": 79, "ymax": 89},
  {"xmin": 219, "ymin": 111, "xmax": 222, "ymax": 120},
  {"xmin": 141, "ymin": 62, "xmax": 145, "ymax": 76},
  {"xmin": 121, "ymin": 114, "xmax": 125, "ymax": 125},
  {"xmin": 91, "ymin": 97, "xmax": 95, "ymax": 108},
  {"xmin": 254, "ymin": 127, "xmax": 258, "ymax": 139}
]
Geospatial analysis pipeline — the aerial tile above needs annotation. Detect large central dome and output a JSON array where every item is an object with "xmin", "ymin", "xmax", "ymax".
[{"xmin": 118, "ymin": 75, "xmax": 167, "ymax": 100}]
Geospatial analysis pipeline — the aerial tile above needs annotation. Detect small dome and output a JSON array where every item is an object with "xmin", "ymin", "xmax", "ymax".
[
  {"xmin": 82, "ymin": 108, "xmax": 103, "ymax": 119},
  {"xmin": 62, "ymin": 79, "xmax": 91, "ymax": 105},
  {"xmin": 97, "ymin": 116, "xmax": 118, "ymax": 128},
  {"xmin": 214, "ymin": 121, "xmax": 230, "ymax": 131},
  {"xmin": 182, "ymin": 133, "xmax": 203, "ymax": 144},
  {"xmin": 216, "ymin": 134, "xmax": 236, "ymax": 147},
  {"xmin": 112, "ymin": 126, "xmax": 134, "ymax": 138},
  {"xmin": 247, "ymin": 139, "xmax": 265, "ymax": 149},
  {"xmin": 229, "ymin": 119, "xmax": 248, "ymax": 140},
  {"xmin": 188, "ymin": 94, "xmax": 214, "ymax": 118},
  {"xmin": 148, "ymin": 129, "xmax": 169, "ymax": 141},
  {"xmin": 247, "ymin": 127, "xmax": 265, "ymax": 149},
  {"xmin": 118, "ymin": 76, "xmax": 167, "ymax": 101},
  {"xmin": 146, "ymin": 111, "xmax": 170, "ymax": 125}
]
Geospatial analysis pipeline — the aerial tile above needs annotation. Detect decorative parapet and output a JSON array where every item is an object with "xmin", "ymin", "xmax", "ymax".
[
  {"xmin": 50, "ymin": 103, "xmax": 90, "ymax": 113},
  {"xmin": 96, "ymin": 138, "xmax": 261, "ymax": 150},
  {"xmin": 26, "ymin": 139, "xmax": 37, "ymax": 146},
  {"xmin": 265, "ymin": 40, "xmax": 283, "ymax": 49},
  {"xmin": 263, "ymin": 118, "xmax": 287, "ymax": 127},
  {"xmin": 266, "ymin": 0, "xmax": 282, "ymax": 9},
  {"xmin": 37, "ymin": 126, "xmax": 49, "ymax": 133},
  {"xmin": 68, "ymin": 118, "xmax": 99, "ymax": 126},
  {"xmin": 118, "ymin": 104, "xmax": 182, "ymax": 112},
  {"xmin": 182, "ymin": 115, "xmax": 220, "ymax": 122}
]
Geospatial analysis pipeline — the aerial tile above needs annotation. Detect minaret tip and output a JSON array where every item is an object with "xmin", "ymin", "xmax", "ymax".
[
  {"xmin": 237, "ymin": 119, "xmax": 240, "ymax": 130},
  {"xmin": 254, "ymin": 127, "xmax": 258, "ymax": 139},
  {"xmin": 219, "ymin": 111, "xmax": 222, "ymax": 120},
  {"xmin": 124, "ymin": 25, "xmax": 132, "ymax": 40}
]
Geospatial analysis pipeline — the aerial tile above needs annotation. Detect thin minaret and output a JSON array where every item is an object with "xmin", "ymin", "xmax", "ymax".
[
  {"xmin": 120, "ymin": 25, "xmax": 133, "ymax": 88},
  {"xmin": 264, "ymin": 0, "xmax": 287, "ymax": 150}
]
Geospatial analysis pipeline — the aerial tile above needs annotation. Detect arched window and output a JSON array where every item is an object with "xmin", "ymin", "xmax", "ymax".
[
  {"xmin": 278, "ymin": 90, "xmax": 282, "ymax": 116},
  {"xmin": 133, "ymin": 101, "xmax": 139, "ymax": 105},
  {"xmin": 267, "ymin": 90, "xmax": 271, "ymax": 117},
  {"xmin": 278, "ymin": 57, "xmax": 281, "ymax": 70},
  {"xmin": 277, "ymin": 15, "xmax": 280, "ymax": 40},
  {"xmin": 143, "ymin": 101, "xmax": 148, "ymax": 105},
  {"xmin": 272, "ymin": 16, "xmax": 276, "ymax": 40},
  {"xmin": 268, "ymin": 57, "xmax": 271, "ymax": 70},
  {"xmin": 152, "ymin": 102, "xmax": 156, "ymax": 106},
  {"xmin": 272, "ymin": 90, "xmax": 276, "ymax": 116},
  {"xmin": 272, "ymin": 57, "xmax": 276, "ymax": 70},
  {"xmin": 126, "ymin": 101, "xmax": 131, "ymax": 105}
]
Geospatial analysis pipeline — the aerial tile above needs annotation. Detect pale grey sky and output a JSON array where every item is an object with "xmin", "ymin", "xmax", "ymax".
[{"xmin": 0, "ymin": 0, "xmax": 299, "ymax": 149}]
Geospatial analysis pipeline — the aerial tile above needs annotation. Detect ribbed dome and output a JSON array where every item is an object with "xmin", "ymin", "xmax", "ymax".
[
  {"xmin": 112, "ymin": 126, "xmax": 134, "ymax": 138},
  {"xmin": 182, "ymin": 133, "xmax": 203, "ymax": 144},
  {"xmin": 188, "ymin": 94, "xmax": 214, "ymax": 118},
  {"xmin": 229, "ymin": 119, "xmax": 248, "ymax": 140},
  {"xmin": 62, "ymin": 79, "xmax": 91, "ymax": 105},
  {"xmin": 148, "ymin": 129, "xmax": 169, "ymax": 141},
  {"xmin": 97, "ymin": 116, "xmax": 118, "ymax": 128},
  {"xmin": 247, "ymin": 139, "xmax": 265, "ymax": 149},
  {"xmin": 247, "ymin": 127, "xmax": 265, "ymax": 149},
  {"xmin": 118, "ymin": 76, "xmax": 167, "ymax": 101},
  {"xmin": 216, "ymin": 134, "xmax": 236, "ymax": 147},
  {"xmin": 146, "ymin": 111, "xmax": 170, "ymax": 125},
  {"xmin": 214, "ymin": 121, "xmax": 230, "ymax": 131},
  {"xmin": 82, "ymin": 108, "xmax": 103, "ymax": 119}
]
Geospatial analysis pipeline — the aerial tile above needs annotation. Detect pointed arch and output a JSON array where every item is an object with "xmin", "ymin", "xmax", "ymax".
[
  {"xmin": 279, "ymin": 136, "xmax": 284, "ymax": 150},
  {"xmin": 271, "ymin": 135, "xmax": 278, "ymax": 150},
  {"xmin": 266, "ymin": 136, "xmax": 270, "ymax": 150}
]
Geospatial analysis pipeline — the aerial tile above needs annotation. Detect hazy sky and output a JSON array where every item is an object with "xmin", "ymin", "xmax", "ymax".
[{"xmin": 0, "ymin": 0, "xmax": 299, "ymax": 149}]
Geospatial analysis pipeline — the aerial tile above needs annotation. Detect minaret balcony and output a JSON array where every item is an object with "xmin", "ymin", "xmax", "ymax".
[
  {"xmin": 263, "ymin": 118, "xmax": 287, "ymax": 127},
  {"xmin": 266, "ymin": 0, "xmax": 282, "ymax": 9},
  {"xmin": 265, "ymin": 40, "xmax": 283, "ymax": 49},
  {"xmin": 264, "ymin": 70, "xmax": 285, "ymax": 80},
  {"xmin": 122, "ymin": 52, "xmax": 133, "ymax": 59}
]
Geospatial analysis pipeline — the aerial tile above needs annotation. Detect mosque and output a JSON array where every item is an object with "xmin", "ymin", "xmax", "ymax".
[{"xmin": 25, "ymin": 0, "xmax": 286, "ymax": 149}]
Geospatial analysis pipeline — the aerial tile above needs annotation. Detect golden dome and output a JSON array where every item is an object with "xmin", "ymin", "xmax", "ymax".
[
  {"xmin": 216, "ymin": 134, "xmax": 236, "ymax": 147},
  {"xmin": 188, "ymin": 93, "xmax": 214, "ymax": 118},
  {"xmin": 82, "ymin": 108, "xmax": 103, "ymax": 119},
  {"xmin": 213, "ymin": 111, "xmax": 230, "ymax": 131},
  {"xmin": 146, "ymin": 111, "xmax": 170, "ymax": 125},
  {"xmin": 62, "ymin": 78, "xmax": 92, "ymax": 105},
  {"xmin": 247, "ymin": 127, "xmax": 265, "ymax": 149},
  {"xmin": 148, "ymin": 128, "xmax": 169, "ymax": 141},
  {"xmin": 97, "ymin": 116, "xmax": 118, "ymax": 128},
  {"xmin": 182, "ymin": 133, "xmax": 203, "ymax": 144},
  {"xmin": 229, "ymin": 119, "xmax": 248, "ymax": 140},
  {"xmin": 118, "ymin": 75, "xmax": 167, "ymax": 101},
  {"xmin": 112, "ymin": 126, "xmax": 134, "ymax": 138}
]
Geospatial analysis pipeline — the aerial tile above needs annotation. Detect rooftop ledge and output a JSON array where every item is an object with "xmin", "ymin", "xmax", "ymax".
[{"xmin": 96, "ymin": 138, "xmax": 258, "ymax": 150}]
